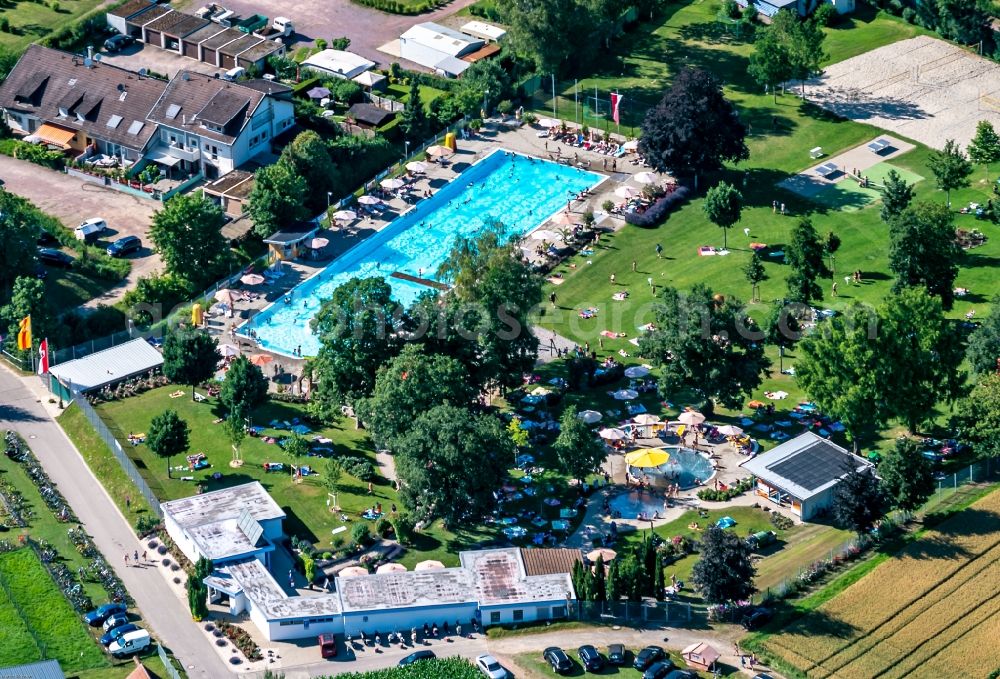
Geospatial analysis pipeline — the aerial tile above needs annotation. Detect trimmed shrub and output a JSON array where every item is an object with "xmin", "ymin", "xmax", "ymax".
[
  {"xmin": 350, "ymin": 522, "xmax": 372, "ymax": 547},
  {"xmin": 339, "ymin": 456, "xmax": 376, "ymax": 481},
  {"xmin": 624, "ymin": 186, "xmax": 690, "ymax": 227},
  {"xmin": 392, "ymin": 513, "xmax": 416, "ymax": 545}
]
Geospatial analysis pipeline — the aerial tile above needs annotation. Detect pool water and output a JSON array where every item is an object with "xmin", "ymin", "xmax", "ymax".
[
  {"xmin": 241, "ymin": 150, "xmax": 602, "ymax": 357},
  {"xmin": 610, "ymin": 448, "xmax": 714, "ymax": 518}
]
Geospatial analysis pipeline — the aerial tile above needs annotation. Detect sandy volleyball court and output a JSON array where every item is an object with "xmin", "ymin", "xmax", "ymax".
[{"xmin": 804, "ymin": 36, "xmax": 1000, "ymax": 150}]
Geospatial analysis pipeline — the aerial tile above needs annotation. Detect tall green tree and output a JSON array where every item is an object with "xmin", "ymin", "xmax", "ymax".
[
  {"xmin": 310, "ymin": 277, "xmax": 405, "ymax": 418},
  {"xmin": 0, "ymin": 192, "xmax": 45, "ymax": 299},
  {"xmin": 967, "ymin": 120, "xmax": 1000, "ymax": 183},
  {"xmin": 824, "ymin": 231, "xmax": 841, "ymax": 274},
  {"xmin": 785, "ymin": 218, "xmax": 828, "ymax": 304},
  {"xmin": 355, "ymin": 344, "xmax": 473, "ymax": 448},
  {"xmin": 605, "ymin": 558, "xmax": 622, "ymax": 601},
  {"xmin": 219, "ymin": 355, "xmax": 269, "ymax": 417},
  {"xmin": 702, "ymin": 181, "xmax": 743, "ymax": 249},
  {"xmin": 690, "ymin": 526, "xmax": 755, "ymax": 605},
  {"xmin": 224, "ymin": 407, "xmax": 247, "ymax": 464},
  {"xmin": 246, "ymin": 162, "xmax": 308, "ymax": 238},
  {"xmin": 149, "ymin": 194, "xmax": 230, "ymax": 290},
  {"xmin": 0, "ymin": 276, "xmax": 52, "ymax": 353},
  {"xmin": 797, "ymin": 304, "xmax": 884, "ymax": 451},
  {"xmin": 743, "ymin": 252, "xmax": 767, "ymax": 303},
  {"xmin": 762, "ymin": 299, "xmax": 803, "ymax": 352},
  {"xmin": 639, "ymin": 67, "xmax": 749, "ymax": 188},
  {"xmin": 147, "ymin": 409, "xmax": 190, "ymax": 478},
  {"xmin": 785, "ymin": 10, "xmax": 825, "ymax": 96},
  {"xmin": 571, "ymin": 560, "xmax": 591, "ymax": 601},
  {"xmin": 639, "ymin": 285, "xmax": 771, "ymax": 410},
  {"xmin": 966, "ymin": 296, "xmax": 1000, "ymax": 377},
  {"xmin": 880, "ymin": 169, "xmax": 915, "ymax": 223},
  {"xmin": 888, "ymin": 201, "xmax": 962, "ymax": 310},
  {"xmin": 456, "ymin": 59, "xmax": 512, "ymax": 113},
  {"xmin": 876, "ymin": 289, "xmax": 965, "ymax": 434},
  {"xmin": 279, "ymin": 130, "xmax": 341, "ymax": 214},
  {"xmin": 435, "ymin": 227, "xmax": 540, "ymax": 393},
  {"xmin": 592, "ymin": 555, "xmax": 607, "ymax": 602},
  {"xmin": 394, "ymin": 405, "xmax": 512, "ymax": 527},
  {"xmin": 879, "ymin": 438, "xmax": 936, "ymax": 513},
  {"xmin": 399, "ymin": 79, "xmax": 430, "ymax": 141},
  {"xmin": 928, "ymin": 138, "xmax": 973, "ymax": 207},
  {"xmin": 504, "ymin": 0, "xmax": 599, "ymax": 75},
  {"xmin": 953, "ymin": 373, "xmax": 1000, "ymax": 459},
  {"xmin": 747, "ymin": 24, "xmax": 794, "ymax": 103},
  {"xmin": 161, "ymin": 330, "xmax": 221, "ymax": 401},
  {"xmin": 553, "ymin": 406, "xmax": 607, "ymax": 483},
  {"xmin": 832, "ymin": 466, "xmax": 886, "ymax": 537}
]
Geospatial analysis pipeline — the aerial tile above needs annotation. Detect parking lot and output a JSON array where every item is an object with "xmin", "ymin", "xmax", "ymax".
[
  {"xmin": 0, "ymin": 155, "xmax": 161, "ymax": 307},
  {"xmin": 99, "ymin": 42, "xmax": 226, "ymax": 78}
]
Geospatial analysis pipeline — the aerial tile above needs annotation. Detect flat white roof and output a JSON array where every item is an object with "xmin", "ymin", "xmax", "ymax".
[
  {"xmin": 162, "ymin": 481, "xmax": 285, "ymax": 527},
  {"xmin": 301, "ymin": 49, "xmax": 375, "ymax": 80},
  {"xmin": 460, "ymin": 20, "xmax": 507, "ymax": 41},
  {"xmin": 463, "ymin": 548, "xmax": 574, "ymax": 606},
  {"xmin": 49, "ymin": 338, "xmax": 163, "ymax": 393},
  {"xmin": 224, "ymin": 559, "xmax": 342, "ymax": 620},
  {"xmin": 401, "ymin": 22, "xmax": 483, "ymax": 57}
]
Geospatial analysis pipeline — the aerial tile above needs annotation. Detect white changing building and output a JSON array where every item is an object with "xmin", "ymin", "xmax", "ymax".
[{"xmin": 163, "ymin": 482, "xmax": 576, "ymax": 642}]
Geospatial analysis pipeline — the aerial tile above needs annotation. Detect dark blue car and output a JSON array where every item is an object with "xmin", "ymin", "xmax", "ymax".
[
  {"xmin": 100, "ymin": 622, "xmax": 139, "ymax": 646},
  {"xmin": 106, "ymin": 235, "xmax": 141, "ymax": 257},
  {"xmin": 84, "ymin": 602, "xmax": 127, "ymax": 626}
]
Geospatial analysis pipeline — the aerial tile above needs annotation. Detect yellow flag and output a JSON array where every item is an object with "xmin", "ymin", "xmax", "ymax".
[{"xmin": 16, "ymin": 316, "xmax": 31, "ymax": 351}]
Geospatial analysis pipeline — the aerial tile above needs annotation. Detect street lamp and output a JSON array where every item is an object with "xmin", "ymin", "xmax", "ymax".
[
  {"xmin": 483, "ymin": 89, "xmax": 489, "ymax": 117},
  {"xmin": 403, "ymin": 139, "xmax": 410, "ymax": 162},
  {"xmin": 326, "ymin": 191, "xmax": 333, "ymax": 210}
]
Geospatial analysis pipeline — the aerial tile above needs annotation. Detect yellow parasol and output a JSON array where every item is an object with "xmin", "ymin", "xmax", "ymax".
[{"xmin": 625, "ymin": 448, "xmax": 670, "ymax": 468}]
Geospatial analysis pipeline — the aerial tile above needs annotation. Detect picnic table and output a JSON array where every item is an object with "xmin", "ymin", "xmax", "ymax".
[
  {"xmin": 809, "ymin": 146, "xmax": 824, "ymax": 159},
  {"xmin": 868, "ymin": 138, "xmax": 892, "ymax": 154},
  {"xmin": 815, "ymin": 162, "xmax": 839, "ymax": 178},
  {"xmin": 552, "ymin": 520, "xmax": 570, "ymax": 531},
  {"xmin": 559, "ymin": 508, "xmax": 578, "ymax": 519},
  {"xmin": 503, "ymin": 526, "xmax": 528, "ymax": 539}
]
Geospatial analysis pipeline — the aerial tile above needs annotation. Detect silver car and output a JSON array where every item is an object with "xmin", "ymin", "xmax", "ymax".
[{"xmin": 476, "ymin": 654, "xmax": 508, "ymax": 679}]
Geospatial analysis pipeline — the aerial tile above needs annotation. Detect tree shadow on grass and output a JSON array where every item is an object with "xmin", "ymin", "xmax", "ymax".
[
  {"xmin": 961, "ymin": 252, "xmax": 1000, "ymax": 269},
  {"xmin": 676, "ymin": 20, "xmax": 757, "ymax": 47},
  {"xmin": 771, "ymin": 602, "xmax": 859, "ymax": 640}
]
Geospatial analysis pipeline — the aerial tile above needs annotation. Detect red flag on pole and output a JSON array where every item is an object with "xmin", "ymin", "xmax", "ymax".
[
  {"xmin": 610, "ymin": 92, "xmax": 622, "ymax": 125},
  {"xmin": 37, "ymin": 338, "xmax": 49, "ymax": 375}
]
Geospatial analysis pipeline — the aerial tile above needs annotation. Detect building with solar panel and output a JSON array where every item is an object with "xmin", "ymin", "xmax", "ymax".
[{"xmin": 740, "ymin": 432, "xmax": 874, "ymax": 520}]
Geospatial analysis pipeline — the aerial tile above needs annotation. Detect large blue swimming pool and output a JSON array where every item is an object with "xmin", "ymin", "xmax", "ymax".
[{"xmin": 240, "ymin": 149, "xmax": 602, "ymax": 357}]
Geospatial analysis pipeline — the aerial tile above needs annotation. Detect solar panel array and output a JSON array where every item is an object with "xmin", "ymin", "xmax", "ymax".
[
  {"xmin": 768, "ymin": 441, "xmax": 856, "ymax": 491},
  {"xmin": 236, "ymin": 508, "xmax": 264, "ymax": 547}
]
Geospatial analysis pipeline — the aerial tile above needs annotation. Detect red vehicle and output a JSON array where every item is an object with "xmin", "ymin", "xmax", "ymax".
[{"xmin": 318, "ymin": 634, "xmax": 337, "ymax": 658}]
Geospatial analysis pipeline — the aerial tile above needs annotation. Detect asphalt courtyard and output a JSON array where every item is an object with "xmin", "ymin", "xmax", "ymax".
[{"xmin": 0, "ymin": 154, "xmax": 162, "ymax": 307}]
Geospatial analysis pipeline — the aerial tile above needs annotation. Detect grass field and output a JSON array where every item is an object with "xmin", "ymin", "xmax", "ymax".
[
  {"xmin": 91, "ymin": 386, "xmax": 598, "ymax": 566},
  {"xmin": 762, "ymin": 487, "xmax": 1000, "ymax": 678},
  {"xmin": 0, "ymin": 549, "xmax": 108, "ymax": 673},
  {"xmin": 44, "ymin": 268, "xmax": 119, "ymax": 311},
  {"xmin": 528, "ymin": 0, "xmax": 998, "ymax": 454},
  {"xmin": 0, "ymin": 0, "xmax": 106, "ymax": 52}
]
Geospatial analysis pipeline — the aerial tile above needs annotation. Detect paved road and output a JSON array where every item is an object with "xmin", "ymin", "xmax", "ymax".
[
  {"xmin": 0, "ymin": 365, "xmax": 229, "ymax": 678},
  {"xmin": 0, "ymin": 155, "xmax": 161, "ymax": 307}
]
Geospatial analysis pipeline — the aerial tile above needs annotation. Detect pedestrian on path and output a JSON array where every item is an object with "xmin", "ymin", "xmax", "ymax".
[
  {"xmin": 832, "ymin": 282, "xmax": 838, "ymax": 297},
  {"xmin": 367, "ymin": 482, "xmax": 373, "ymax": 495},
  {"xmin": 133, "ymin": 549, "xmax": 139, "ymax": 564},
  {"xmin": 550, "ymin": 291, "xmax": 557, "ymax": 308},
  {"xmin": 655, "ymin": 243, "xmax": 663, "ymax": 258},
  {"xmin": 125, "ymin": 495, "xmax": 130, "ymax": 511},
  {"xmin": 142, "ymin": 550, "xmax": 147, "ymax": 562},
  {"xmin": 781, "ymin": 202, "xmax": 786, "ymax": 215},
  {"xmin": 124, "ymin": 553, "xmax": 129, "ymax": 567}
]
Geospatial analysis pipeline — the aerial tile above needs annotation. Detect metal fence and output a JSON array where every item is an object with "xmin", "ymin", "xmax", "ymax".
[
  {"xmin": 51, "ymin": 330, "xmax": 136, "ymax": 365},
  {"xmin": 524, "ymin": 75, "xmax": 659, "ymax": 139},
  {"xmin": 573, "ymin": 599, "xmax": 692, "ymax": 625},
  {"xmin": 156, "ymin": 644, "xmax": 183, "ymax": 679},
  {"xmin": 72, "ymin": 393, "xmax": 162, "ymax": 518},
  {"xmin": 933, "ymin": 456, "xmax": 998, "ymax": 491}
]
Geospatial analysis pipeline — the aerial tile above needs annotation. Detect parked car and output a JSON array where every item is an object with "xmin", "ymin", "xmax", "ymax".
[
  {"xmin": 107, "ymin": 235, "xmax": 141, "ymax": 257},
  {"xmin": 543, "ymin": 646, "xmax": 573, "ymax": 674},
  {"xmin": 74, "ymin": 218, "xmax": 108, "ymax": 243},
  {"xmin": 100, "ymin": 622, "xmax": 139, "ymax": 646},
  {"xmin": 38, "ymin": 248, "xmax": 74, "ymax": 268},
  {"xmin": 84, "ymin": 602, "xmax": 127, "ymax": 626},
  {"xmin": 36, "ymin": 229, "xmax": 57, "ymax": 245},
  {"xmin": 108, "ymin": 628, "xmax": 150, "ymax": 657},
  {"xmin": 578, "ymin": 645, "xmax": 605, "ymax": 672},
  {"xmin": 103, "ymin": 34, "xmax": 135, "ymax": 52},
  {"xmin": 742, "ymin": 607, "xmax": 774, "ymax": 631},
  {"xmin": 664, "ymin": 671, "xmax": 698, "ymax": 679},
  {"xmin": 222, "ymin": 66, "xmax": 246, "ymax": 81},
  {"xmin": 643, "ymin": 660, "xmax": 677, "ymax": 679},
  {"xmin": 398, "ymin": 650, "xmax": 435, "ymax": 666},
  {"xmin": 607, "ymin": 643, "xmax": 627, "ymax": 665},
  {"xmin": 102, "ymin": 611, "xmax": 129, "ymax": 633},
  {"xmin": 318, "ymin": 633, "xmax": 336, "ymax": 658},
  {"xmin": 752, "ymin": 674, "xmax": 775, "ymax": 679},
  {"xmin": 633, "ymin": 646, "xmax": 666, "ymax": 670},
  {"xmin": 475, "ymin": 653, "xmax": 508, "ymax": 678}
]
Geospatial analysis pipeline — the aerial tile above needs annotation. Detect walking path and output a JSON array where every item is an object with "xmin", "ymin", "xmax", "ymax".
[{"xmin": 0, "ymin": 365, "xmax": 230, "ymax": 678}]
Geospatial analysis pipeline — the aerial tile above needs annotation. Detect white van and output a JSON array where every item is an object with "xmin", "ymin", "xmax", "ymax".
[
  {"xmin": 222, "ymin": 66, "xmax": 245, "ymax": 81},
  {"xmin": 108, "ymin": 628, "xmax": 151, "ymax": 657},
  {"xmin": 74, "ymin": 218, "xmax": 107, "ymax": 243}
]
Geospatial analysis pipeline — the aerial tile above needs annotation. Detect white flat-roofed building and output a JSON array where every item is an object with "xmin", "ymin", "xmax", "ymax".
[
  {"xmin": 463, "ymin": 548, "xmax": 574, "ymax": 627},
  {"xmin": 398, "ymin": 22, "xmax": 483, "ymax": 77},
  {"xmin": 460, "ymin": 20, "xmax": 506, "ymax": 43},
  {"xmin": 48, "ymin": 338, "xmax": 164, "ymax": 394},
  {"xmin": 162, "ymin": 481, "xmax": 285, "ymax": 566},
  {"xmin": 301, "ymin": 49, "xmax": 375, "ymax": 80}
]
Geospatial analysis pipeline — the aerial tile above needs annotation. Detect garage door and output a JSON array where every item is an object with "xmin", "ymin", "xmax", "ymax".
[
  {"xmin": 220, "ymin": 53, "xmax": 235, "ymax": 69},
  {"xmin": 145, "ymin": 29, "xmax": 161, "ymax": 46},
  {"xmin": 183, "ymin": 40, "xmax": 199, "ymax": 59},
  {"xmin": 201, "ymin": 48, "xmax": 217, "ymax": 65}
]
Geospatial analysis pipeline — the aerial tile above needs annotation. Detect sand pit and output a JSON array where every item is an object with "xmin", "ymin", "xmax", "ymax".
[{"xmin": 804, "ymin": 36, "xmax": 1000, "ymax": 151}]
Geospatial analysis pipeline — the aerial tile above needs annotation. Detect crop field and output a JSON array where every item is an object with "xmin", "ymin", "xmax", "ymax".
[{"xmin": 763, "ymin": 489, "xmax": 1000, "ymax": 678}]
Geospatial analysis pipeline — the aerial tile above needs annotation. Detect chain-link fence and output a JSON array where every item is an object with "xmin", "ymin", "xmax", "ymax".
[
  {"xmin": 157, "ymin": 644, "xmax": 183, "ymax": 679},
  {"xmin": 933, "ymin": 456, "xmax": 998, "ymax": 491},
  {"xmin": 51, "ymin": 330, "xmax": 136, "ymax": 366},
  {"xmin": 573, "ymin": 599, "xmax": 692, "ymax": 625},
  {"xmin": 524, "ymin": 76, "xmax": 660, "ymax": 139}
]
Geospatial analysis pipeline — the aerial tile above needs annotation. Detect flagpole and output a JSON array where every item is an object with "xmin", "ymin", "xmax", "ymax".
[
  {"xmin": 575, "ymin": 80, "xmax": 579, "ymax": 126},
  {"xmin": 616, "ymin": 90, "xmax": 621, "ymax": 137}
]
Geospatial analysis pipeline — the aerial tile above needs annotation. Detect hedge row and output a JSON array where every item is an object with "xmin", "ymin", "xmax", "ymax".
[{"xmin": 350, "ymin": 0, "xmax": 445, "ymax": 15}]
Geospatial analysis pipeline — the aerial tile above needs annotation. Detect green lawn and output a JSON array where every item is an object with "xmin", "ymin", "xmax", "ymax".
[
  {"xmin": 0, "ymin": 549, "xmax": 109, "ymax": 673},
  {"xmin": 92, "ymin": 386, "xmax": 596, "ymax": 564},
  {"xmin": 0, "ymin": 0, "xmax": 107, "ymax": 52},
  {"xmin": 386, "ymin": 83, "xmax": 448, "ymax": 110},
  {"xmin": 43, "ymin": 269, "xmax": 118, "ymax": 318},
  {"xmin": 753, "ymin": 522, "xmax": 853, "ymax": 596}
]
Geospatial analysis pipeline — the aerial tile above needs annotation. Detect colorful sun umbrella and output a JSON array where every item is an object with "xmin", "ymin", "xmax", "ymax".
[
  {"xmin": 414, "ymin": 560, "xmax": 445, "ymax": 571},
  {"xmin": 716, "ymin": 424, "xmax": 744, "ymax": 436},
  {"xmin": 358, "ymin": 195, "xmax": 381, "ymax": 205},
  {"xmin": 634, "ymin": 171, "xmax": 659, "ymax": 185},
  {"xmin": 240, "ymin": 273, "xmax": 265, "ymax": 286},
  {"xmin": 599, "ymin": 428, "xmax": 628, "ymax": 441},
  {"xmin": 380, "ymin": 177, "xmax": 405, "ymax": 190},
  {"xmin": 678, "ymin": 410, "xmax": 706, "ymax": 426},
  {"xmin": 331, "ymin": 210, "xmax": 357, "ymax": 221},
  {"xmin": 632, "ymin": 414, "xmax": 661, "ymax": 425},
  {"xmin": 426, "ymin": 144, "xmax": 453, "ymax": 157},
  {"xmin": 613, "ymin": 389, "xmax": 639, "ymax": 400},
  {"xmin": 625, "ymin": 448, "xmax": 670, "ymax": 468},
  {"xmin": 214, "ymin": 289, "xmax": 236, "ymax": 302},
  {"xmin": 406, "ymin": 161, "xmax": 427, "ymax": 173},
  {"xmin": 338, "ymin": 566, "xmax": 369, "ymax": 578},
  {"xmin": 219, "ymin": 344, "xmax": 239, "ymax": 357},
  {"xmin": 615, "ymin": 185, "xmax": 641, "ymax": 199},
  {"xmin": 586, "ymin": 548, "xmax": 617, "ymax": 562},
  {"xmin": 375, "ymin": 563, "xmax": 407, "ymax": 574},
  {"xmin": 578, "ymin": 410, "xmax": 603, "ymax": 424},
  {"xmin": 249, "ymin": 354, "xmax": 274, "ymax": 367}
]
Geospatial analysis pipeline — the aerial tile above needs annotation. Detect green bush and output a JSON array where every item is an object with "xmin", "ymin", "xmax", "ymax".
[
  {"xmin": 350, "ymin": 522, "xmax": 371, "ymax": 548},
  {"xmin": 120, "ymin": 272, "xmax": 193, "ymax": 325},
  {"xmin": 338, "ymin": 456, "xmax": 376, "ymax": 481},
  {"xmin": 349, "ymin": 0, "xmax": 442, "ymax": 14},
  {"xmin": 0, "ymin": 17, "xmax": 10, "ymax": 32},
  {"xmin": 74, "ymin": 247, "xmax": 130, "ymax": 281},
  {"xmin": 11, "ymin": 141, "xmax": 65, "ymax": 170},
  {"xmin": 812, "ymin": 2, "xmax": 837, "ymax": 26},
  {"xmin": 391, "ymin": 514, "xmax": 415, "ymax": 546},
  {"xmin": 770, "ymin": 511, "xmax": 794, "ymax": 531},
  {"xmin": 375, "ymin": 518, "xmax": 393, "ymax": 538},
  {"xmin": 315, "ymin": 39, "xmax": 328, "ymax": 51}
]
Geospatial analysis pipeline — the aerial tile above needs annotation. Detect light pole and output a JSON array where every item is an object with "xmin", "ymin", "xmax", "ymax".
[
  {"xmin": 326, "ymin": 191, "xmax": 333, "ymax": 210},
  {"xmin": 483, "ymin": 89, "xmax": 489, "ymax": 118},
  {"xmin": 404, "ymin": 139, "xmax": 410, "ymax": 162}
]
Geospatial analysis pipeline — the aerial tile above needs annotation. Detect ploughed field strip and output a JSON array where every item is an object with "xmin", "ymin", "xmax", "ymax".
[{"xmin": 763, "ymin": 489, "xmax": 1000, "ymax": 678}]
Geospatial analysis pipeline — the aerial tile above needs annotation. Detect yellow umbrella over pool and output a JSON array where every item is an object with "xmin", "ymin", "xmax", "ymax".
[{"xmin": 625, "ymin": 448, "xmax": 670, "ymax": 468}]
